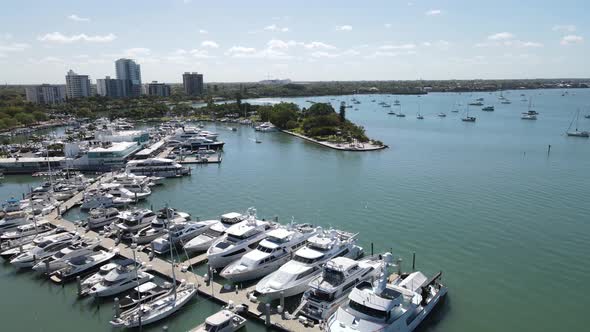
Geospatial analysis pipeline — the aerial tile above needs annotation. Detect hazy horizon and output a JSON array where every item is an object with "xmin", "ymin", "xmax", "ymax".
[{"xmin": 1, "ymin": 0, "xmax": 588, "ymax": 84}]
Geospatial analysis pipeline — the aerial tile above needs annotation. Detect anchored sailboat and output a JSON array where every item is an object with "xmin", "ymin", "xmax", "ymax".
[{"xmin": 566, "ymin": 109, "xmax": 589, "ymax": 138}]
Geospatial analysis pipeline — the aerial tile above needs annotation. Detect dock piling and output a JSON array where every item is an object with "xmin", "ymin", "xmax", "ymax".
[
  {"xmin": 45, "ymin": 260, "xmax": 50, "ymax": 274},
  {"xmin": 76, "ymin": 276, "xmax": 82, "ymax": 296},
  {"xmin": 113, "ymin": 297, "xmax": 120, "ymax": 318},
  {"xmin": 279, "ymin": 291, "xmax": 285, "ymax": 315},
  {"xmin": 412, "ymin": 252, "xmax": 416, "ymax": 271},
  {"xmin": 265, "ymin": 303, "xmax": 271, "ymax": 327},
  {"xmin": 371, "ymin": 242, "xmax": 374, "ymax": 256}
]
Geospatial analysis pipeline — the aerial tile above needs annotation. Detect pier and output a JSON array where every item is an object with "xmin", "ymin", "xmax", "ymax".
[{"xmin": 45, "ymin": 174, "xmax": 316, "ymax": 332}]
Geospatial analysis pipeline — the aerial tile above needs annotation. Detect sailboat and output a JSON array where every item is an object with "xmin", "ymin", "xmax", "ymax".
[
  {"xmin": 566, "ymin": 109, "xmax": 589, "ymax": 138},
  {"xmin": 461, "ymin": 107, "xmax": 476, "ymax": 122},
  {"xmin": 396, "ymin": 105, "xmax": 406, "ymax": 117},
  {"xmin": 110, "ymin": 209, "xmax": 197, "ymax": 328}
]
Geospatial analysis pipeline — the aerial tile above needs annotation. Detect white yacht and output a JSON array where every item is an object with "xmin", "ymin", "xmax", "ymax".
[
  {"xmin": 0, "ymin": 227, "xmax": 60, "ymax": 254},
  {"xmin": 80, "ymin": 191, "xmax": 133, "ymax": 211},
  {"xmin": 51, "ymin": 249, "xmax": 118, "ymax": 282},
  {"xmin": 151, "ymin": 220, "xmax": 218, "ymax": 254},
  {"xmin": 114, "ymin": 208, "xmax": 157, "ymax": 234},
  {"xmin": 183, "ymin": 212, "xmax": 245, "ymax": 254},
  {"xmin": 99, "ymin": 183, "xmax": 146, "ymax": 201},
  {"xmin": 253, "ymin": 229, "xmax": 363, "ymax": 302},
  {"xmin": 87, "ymin": 258, "xmax": 154, "ymax": 297},
  {"xmin": 220, "ymin": 223, "xmax": 317, "ymax": 283},
  {"xmin": 86, "ymin": 207, "xmax": 120, "ymax": 230},
  {"xmin": 255, "ymin": 122, "xmax": 278, "ymax": 132},
  {"xmin": 32, "ymin": 237, "xmax": 100, "ymax": 273},
  {"xmin": 125, "ymin": 158, "xmax": 190, "ymax": 178},
  {"xmin": 131, "ymin": 208, "xmax": 191, "ymax": 244},
  {"xmin": 0, "ymin": 211, "xmax": 32, "ymax": 233},
  {"xmin": 2, "ymin": 197, "xmax": 24, "ymax": 213},
  {"xmin": 301, "ymin": 255, "xmax": 388, "ymax": 321},
  {"xmin": 79, "ymin": 260, "xmax": 122, "ymax": 292},
  {"xmin": 327, "ymin": 269, "xmax": 447, "ymax": 332},
  {"xmin": 207, "ymin": 209, "xmax": 275, "ymax": 269},
  {"xmin": 110, "ymin": 281, "xmax": 196, "ymax": 328},
  {"xmin": 0, "ymin": 220, "xmax": 52, "ymax": 241},
  {"xmin": 194, "ymin": 308, "xmax": 247, "ymax": 332},
  {"xmin": 119, "ymin": 281, "xmax": 173, "ymax": 311},
  {"xmin": 10, "ymin": 232, "xmax": 80, "ymax": 268}
]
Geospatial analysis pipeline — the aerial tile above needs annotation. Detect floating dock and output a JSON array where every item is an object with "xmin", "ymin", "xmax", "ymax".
[{"xmin": 46, "ymin": 175, "xmax": 316, "ymax": 331}]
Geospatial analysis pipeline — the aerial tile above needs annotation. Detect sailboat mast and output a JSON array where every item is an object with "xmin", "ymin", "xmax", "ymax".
[{"xmin": 167, "ymin": 207, "xmax": 177, "ymax": 301}]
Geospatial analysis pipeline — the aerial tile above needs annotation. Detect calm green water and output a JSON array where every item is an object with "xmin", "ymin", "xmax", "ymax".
[{"xmin": 1, "ymin": 88, "xmax": 590, "ymax": 331}]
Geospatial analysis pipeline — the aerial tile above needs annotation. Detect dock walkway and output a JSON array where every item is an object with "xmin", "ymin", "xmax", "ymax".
[{"xmin": 45, "ymin": 175, "xmax": 316, "ymax": 332}]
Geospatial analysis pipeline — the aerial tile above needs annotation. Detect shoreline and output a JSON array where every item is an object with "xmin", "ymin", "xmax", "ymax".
[{"xmin": 281, "ymin": 130, "xmax": 388, "ymax": 151}]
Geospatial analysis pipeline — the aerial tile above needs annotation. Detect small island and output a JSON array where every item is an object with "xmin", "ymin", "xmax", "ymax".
[{"xmin": 257, "ymin": 102, "xmax": 387, "ymax": 151}]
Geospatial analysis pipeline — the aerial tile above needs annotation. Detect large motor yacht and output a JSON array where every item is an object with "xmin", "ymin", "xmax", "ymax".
[
  {"xmin": 10, "ymin": 232, "xmax": 80, "ymax": 268},
  {"xmin": 327, "ymin": 267, "xmax": 447, "ymax": 332},
  {"xmin": 125, "ymin": 158, "xmax": 190, "ymax": 178},
  {"xmin": 131, "ymin": 207, "xmax": 191, "ymax": 244},
  {"xmin": 220, "ymin": 223, "xmax": 316, "ymax": 283},
  {"xmin": 183, "ymin": 212, "xmax": 245, "ymax": 254},
  {"xmin": 87, "ymin": 258, "xmax": 154, "ymax": 297},
  {"xmin": 207, "ymin": 208, "xmax": 275, "ymax": 269},
  {"xmin": 0, "ymin": 211, "xmax": 32, "ymax": 233},
  {"xmin": 51, "ymin": 249, "xmax": 118, "ymax": 282},
  {"xmin": 32, "ymin": 237, "xmax": 100, "ymax": 273},
  {"xmin": 151, "ymin": 220, "xmax": 218, "ymax": 254},
  {"xmin": 0, "ymin": 220, "xmax": 52, "ymax": 241},
  {"xmin": 253, "ymin": 228, "xmax": 363, "ymax": 302},
  {"xmin": 301, "ymin": 255, "xmax": 389, "ymax": 322},
  {"xmin": 86, "ymin": 207, "xmax": 120, "ymax": 230},
  {"xmin": 113, "ymin": 208, "xmax": 157, "ymax": 234}
]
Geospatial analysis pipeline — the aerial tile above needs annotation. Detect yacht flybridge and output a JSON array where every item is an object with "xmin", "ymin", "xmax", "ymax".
[
  {"xmin": 32, "ymin": 237, "xmax": 100, "ymax": 273},
  {"xmin": 87, "ymin": 258, "xmax": 154, "ymax": 297},
  {"xmin": 207, "ymin": 208, "xmax": 276, "ymax": 269},
  {"xmin": 131, "ymin": 207, "xmax": 191, "ymax": 244},
  {"xmin": 113, "ymin": 208, "xmax": 157, "ymax": 233},
  {"xmin": 327, "ymin": 263, "xmax": 447, "ymax": 332},
  {"xmin": 220, "ymin": 223, "xmax": 316, "ymax": 283},
  {"xmin": 10, "ymin": 232, "xmax": 80, "ymax": 268},
  {"xmin": 151, "ymin": 220, "xmax": 218, "ymax": 254},
  {"xmin": 253, "ymin": 228, "xmax": 363, "ymax": 302},
  {"xmin": 300, "ymin": 255, "xmax": 387, "ymax": 321},
  {"xmin": 183, "ymin": 212, "xmax": 246, "ymax": 254}
]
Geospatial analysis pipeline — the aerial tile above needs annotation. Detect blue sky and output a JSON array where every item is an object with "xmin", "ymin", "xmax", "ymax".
[{"xmin": 0, "ymin": 0, "xmax": 588, "ymax": 84}]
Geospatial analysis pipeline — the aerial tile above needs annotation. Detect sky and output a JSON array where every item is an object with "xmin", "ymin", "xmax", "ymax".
[{"xmin": 0, "ymin": 0, "xmax": 589, "ymax": 84}]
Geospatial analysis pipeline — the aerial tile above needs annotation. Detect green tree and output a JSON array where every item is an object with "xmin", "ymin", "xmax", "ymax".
[
  {"xmin": 14, "ymin": 112, "xmax": 34, "ymax": 125},
  {"xmin": 339, "ymin": 103, "xmax": 346, "ymax": 122},
  {"xmin": 32, "ymin": 111, "xmax": 48, "ymax": 122}
]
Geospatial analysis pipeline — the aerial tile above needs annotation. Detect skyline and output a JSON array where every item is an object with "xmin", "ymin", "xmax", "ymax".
[{"xmin": 1, "ymin": 0, "xmax": 588, "ymax": 84}]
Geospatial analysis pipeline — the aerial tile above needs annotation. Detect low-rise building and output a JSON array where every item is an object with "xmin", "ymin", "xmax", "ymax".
[
  {"xmin": 72, "ymin": 141, "xmax": 142, "ymax": 171},
  {"xmin": 96, "ymin": 76, "xmax": 125, "ymax": 98},
  {"xmin": 144, "ymin": 81, "xmax": 171, "ymax": 97}
]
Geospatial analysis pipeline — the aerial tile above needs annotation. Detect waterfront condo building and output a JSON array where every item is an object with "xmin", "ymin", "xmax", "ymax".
[
  {"xmin": 182, "ymin": 72, "xmax": 204, "ymax": 96},
  {"xmin": 25, "ymin": 84, "xmax": 66, "ymax": 104},
  {"xmin": 115, "ymin": 58, "xmax": 142, "ymax": 97},
  {"xmin": 96, "ymin": 76, "xmax": 126, "ymax": 98},
  {"xmin": 144, "ymin": 81, "xmax": 171, "ymax": 97},
  {"xmin": 65, "ymin": 69, "xmax": 91, "ymax": 99}
]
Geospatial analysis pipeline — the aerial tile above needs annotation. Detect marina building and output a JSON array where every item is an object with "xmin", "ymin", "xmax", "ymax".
[
  {"xmin": 25, "ymin": 84, "xmax": 66, "ymax": 104},
  {"xmin": 72, "ymin": 141, "xmax": 142, "ymax": 171},
  {"xmin": 96, "ymin": 76, "xmax": 125, "ymax": 98},
  {"xmin": 65, "ymin": 70, "xmax": 91, "ymax": 99},
  {"xmin": 182, "ymin": 72, "xmax": 204, "ymax": 96},
  {"xmin": 144, "ymin": 81, "xmax": 171, "ymax": 97},
  {"xmin": 96, "ymin": 129, "xmax": 150, "ymax": 144},
  {"xmin": 0, "ymin": 157, "xmax": 68, "ymax": 174},
  {"xmin": 115, "ymin": 58, "xmax": 142, "ymax": 97}
]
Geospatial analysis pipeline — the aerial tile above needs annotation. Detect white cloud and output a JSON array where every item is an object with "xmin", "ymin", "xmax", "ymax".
[
  {"xmin": 201, "ymin": 40, "xmax": 219, "ymax": 48},
  {"xmin": 28, "ymin": 56, "xmax": 64, "ymax": 64},
  {"xmin": 425, "ymin": 9, "xmax": 442, "ymax": 16},
  {"xmin": 225, "ymin": 46, "xmax": 257, "ymax": 56},
  {"xmin": 264, "ymin": 24, "xmax": 289, "ymax": 32},
  {"xmin": 422, "ymin": 40, "xmax": 451, "ymax": 50},
  {"xmin": 67, "ymin": 14, "xmax": 90, "ymax": 22},
  {"xmin": 310, "ymin": 49, "xmax": 359, "ymax": 58},
  {"xmin": 304, "ymin": 41, "xmax": 336, "ymax": 50},
  {"xmin": 0, "ymin": 42, "xmax": 30, "ymax": 52},
  {"xmin": 488, "ymin": 32, "xmax": 514, "ymax": 40},
  {"xmin": 553, "ymin": 24, "xmax": 576, "ymax": 32},
  {"xmin": 199, "ymin": 29, "xmax": 208, "ymax": 34},
  {"xmin": 123, "ymin": 47, "xmax": 151, "ymax": 57},
  {"xmin": 38, "ymin": 32, "xmax": 116, "ymax": 43},
  {"xmin": 190, "ymin": 49, "xmax": 212, "ymax": 58},
  {"xmin": 384, "ymin": 23, "xmax": 392, "ymax": 29},
  {"xmin": 379, "ymin": 43, "xmax": 416, "ymax": 50},
  {"xmin": 267, "ymin": 39, "xmax": 299, "ymax": 50},
  {"xmin": 336, "ymin": 25, "xmax": 352, "ymax": 31},
  {"xmin": 560, "ymin": 35, "xmax": 583, "ymax": 45}
]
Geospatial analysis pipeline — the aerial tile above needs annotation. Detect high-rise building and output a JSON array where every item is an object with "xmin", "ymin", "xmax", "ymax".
[
  {"xmin": 182, "ymin": 72, "xmax": 204, "ymax": 96},
  {"xmin": 144, "ymin": 81, "xmax": 171, "ymax": 97},
  {"xmin": 115, "ymin": 58, "xmax": 142, "ymax": 97},
  {"xmin": 65, "ymin": 69, "xmax": 91, "ymax": 99},
  {"xmin": 25, "ymin": 84, "xmax": 66, "ymax": 104},
  {"xmin": 96, "ymin": 76, "xmax": 125, "ymax": 98}
]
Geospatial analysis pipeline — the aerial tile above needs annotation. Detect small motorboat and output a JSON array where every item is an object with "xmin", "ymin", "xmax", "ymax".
[
  {"xmin": 462, "ymin": 116, "xmax": 476, "ymax": 122},
  {"xmin": 193, "ymin": 308, "xmax": 247, "ymax": 332},
  {"xmin": 437, "ymin": 112, "xmax": 446, "ymax": 118}
]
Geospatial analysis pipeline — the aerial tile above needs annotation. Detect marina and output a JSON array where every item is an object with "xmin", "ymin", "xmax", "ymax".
[{"xmin": 0, "ymin": 89, "xmax": 589, "ymax": 332}]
